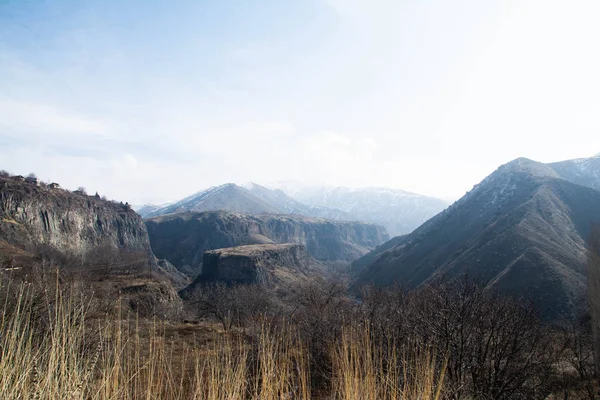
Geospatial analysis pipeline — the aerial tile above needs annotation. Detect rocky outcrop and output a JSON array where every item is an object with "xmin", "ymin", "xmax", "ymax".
[
  {"xmin": 0, "ymin": 177, "xmax": 153, "ymax": 258},
  {"xmin": 145, "ymin": 211, "xmax": 389, "ymax": 277},
  {"xmin": 197, "ymin": 243, "xmax": 311, "ymax": 287}
]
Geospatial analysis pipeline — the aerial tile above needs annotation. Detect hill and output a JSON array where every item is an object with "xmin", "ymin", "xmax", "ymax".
[{"xmin": 354, "ymin": 157, "xmax": 600, "ymax": 318}]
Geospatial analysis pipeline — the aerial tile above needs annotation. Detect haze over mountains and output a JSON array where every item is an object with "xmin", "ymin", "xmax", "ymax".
[
  {"xmin": 140, "ymin": 182, "xmax": 448, "ymax": 236},
  {"xmin": 274, "ymin": 184, "xmax": 449, "ymax": 237},
  {"xmin": 354, "ymin": 155, "xmax": 600, "ymax": 318}
]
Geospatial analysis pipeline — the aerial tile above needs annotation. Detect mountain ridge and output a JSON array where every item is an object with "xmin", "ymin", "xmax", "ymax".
[
  {"xmin": 354, "ymin": 156, "xmax": 600, "ymax": 318},
  {"xmin": 145, "ymin": 210, "xmax": 389, "ymax": 278},
  {"xmin": 277, "ymin": 184, "xmax": 449, "ymax": 236}
]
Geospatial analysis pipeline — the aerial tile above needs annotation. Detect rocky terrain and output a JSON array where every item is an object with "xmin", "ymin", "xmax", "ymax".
[
  {"xmin": 145, "ymin": 211, "xmax": 389, "ymax": 278},
  {"xmin": 0, "ymin": 177, "xmax": 153, "ymax": 257},
  {"xmin": 0, "ymin": 175, "xmax": 193, "ymax": 323},
  {"xmin": 194, "ymin": 243, "xmax": 314, "ymax": 287},
  {"xmin": 354, "ymin": 157, "xmax": 600, "ymax": 318},
  {"xmin": 0, "ymin": 175, "xmax": 189, "ymax": 288}
]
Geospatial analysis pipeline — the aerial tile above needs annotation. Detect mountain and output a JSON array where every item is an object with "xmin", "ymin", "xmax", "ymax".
[
  {"xmin": 144, "ymin": 184, "xmax": 282, "ymax": 218},
  {"xmin": 141, "ymin": 182, "xmax": 447, "ymax": 237},
  {"xmin": 135, "ymin": 203, "xmax": 173, "ymax": 218},
  {"xmin": 145, "ymin": 210, "xmax": 389, "ymax": 278},
  {"xmin": 354, "ymin": 157, "xmax": 600, "ymax": 318},
  {"xmin": 277, "ymin": 185, "xmax": 449, "ymax": 236},
  {"xmin": 548, "ymin": 154, "xmax": 600, "ymax": 192},
  {"xmin": 142, "ymin": 183, "xmax": 350, "ymax": 220},
  {"xmin": 242, "ymin": 183, "xmax": 353, "ymax": 220}
]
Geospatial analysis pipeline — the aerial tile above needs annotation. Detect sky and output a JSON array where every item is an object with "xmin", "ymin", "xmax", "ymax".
[{"xmin": 1, "ymin": 0, "xmax": 600, "ymax": 204}]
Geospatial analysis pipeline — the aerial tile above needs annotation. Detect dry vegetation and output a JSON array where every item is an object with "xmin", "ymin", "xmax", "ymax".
[
  {"xmin": 0, "ymin": 277, "xmax": 448, "ymax": 400},
  {"xmin": 1, "ymin": 227, "xmax": 600, "ymax": 399}
]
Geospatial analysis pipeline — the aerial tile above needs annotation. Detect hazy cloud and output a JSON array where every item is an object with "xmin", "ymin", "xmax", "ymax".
[{"xmin": 1, "ymin": 0, "xmax": 599, "ymax": 204}]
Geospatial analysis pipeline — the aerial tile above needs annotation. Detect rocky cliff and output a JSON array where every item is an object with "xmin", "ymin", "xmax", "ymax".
[
  {"xmin": 145, "ymin": 211, "xmax": 389, "ymax": 277},
  {"xmin": 0, "ymin": 177, "xmax": 153, "ymax": 257},
  {"xmin": 197, "ymin": 243, "xmax": 312, "ymax": 287}
]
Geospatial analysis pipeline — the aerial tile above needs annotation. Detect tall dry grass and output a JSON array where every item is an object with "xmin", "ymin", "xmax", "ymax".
[
  {"xmin": 331, "ymin": 325, "xmax": 446, "ymax": 400},
  {"xmin": 0, "ymin": 280, "xmax": 444, "ymax": 399}
]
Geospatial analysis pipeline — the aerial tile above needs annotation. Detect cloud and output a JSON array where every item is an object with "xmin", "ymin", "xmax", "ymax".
[
  {"xmin": 2, "ymin": 0, "xmax": 600, "ymax": 204},
  {"xmin": 0, "ymin": 99, "xmax": 111, "ymax": 140},
  {"xmin": 300, "ymin": 132, "xmax": 380, "ymax": 186}
]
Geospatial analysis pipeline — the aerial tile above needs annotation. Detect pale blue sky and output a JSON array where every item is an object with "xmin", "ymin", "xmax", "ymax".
[{"xmin": 1, "ymin": 0, "xmax": 600, "ymax": 204}]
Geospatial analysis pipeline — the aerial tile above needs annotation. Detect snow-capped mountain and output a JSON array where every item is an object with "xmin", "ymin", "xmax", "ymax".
[
  {"xmin": 134, "ymin": 202, "xmax": 173, "ymax": 217},
  {"xmin": 242, "ymin": 183, "xmax": 352, "ymax": 220},
  {"xmin": 271, "ymin": 184, "xmax": 449, "ymax": 236},
  {"xmin": 548, "ymin": 154, "xmax": 600, "ymax": 192},
  {"xmin": 140, "ymin": 182, "xmax": 449, "ymax": 236},
  {"xmin": 142, "ymin": 183, "xmax": 281, "ymax": 218},
  {"xmin": 141, "ymin": 183, "xmax": 354, "ymax": 221}
]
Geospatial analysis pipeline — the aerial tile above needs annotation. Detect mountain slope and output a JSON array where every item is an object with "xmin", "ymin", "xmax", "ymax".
[
  {"xmin": 143, "ymin": 183, "xmax": 352, "ymax": 220},
  {"xmin": 280, "ymin": 185, "xmax": 449, "ymax": 236},
  {"xmin": 549, "ymin": 154, "xmax": 600, "ymax": 192},
  {"xmin": 144, "ymin": 184, "xmax": 281, "ymax": 217},
  {"xmin": 145, "ymin": 211, "xmax": 389, "ymax": 277},
  {"xmin": 243, "ymin": 183, "xmax": 353, "ymax": 220},
  {"xmin": 355, "ymin": 158, "xmax": 600, "ymax": 318}
]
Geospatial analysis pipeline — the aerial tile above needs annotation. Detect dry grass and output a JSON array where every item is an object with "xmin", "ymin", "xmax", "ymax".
[
  {"xmin": 0, "ymin": 281, "xmax": 445, "ymax": 399},
  {"xmin": 331, "ymin": 325, "xmax": 446, "ymax": 400}
]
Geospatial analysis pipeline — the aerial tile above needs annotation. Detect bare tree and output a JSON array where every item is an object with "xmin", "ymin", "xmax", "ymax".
[
  {"xmin": 0, "ymin": 170, "xmax": 10, "ymax": 178},
  {"xmin": 188, "ymin": 282, "xmax": 274, "ymax": 331},
  {"xmin": 588, "ymin": 224, "xmax": 600, "ymax": 382},
  {"xmin": 558, "ymin": 316, "xmax": 597, "ymax": 399},
  {"xmin": 414, "ymin": 278, "xmax": 556, "ymax": 400}
]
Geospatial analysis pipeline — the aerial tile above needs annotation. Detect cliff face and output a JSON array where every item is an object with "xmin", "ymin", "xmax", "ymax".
[
  {"xmin": 198, "ymin": 243, "xmax": 311, "ymax": 287},
  {"xmin": 145, "ymin": 211, "xmax": 389, "ymax": 277},
  {"xmin": 0, "ymin": 177, "xmax": 153, "ymax": 259}
]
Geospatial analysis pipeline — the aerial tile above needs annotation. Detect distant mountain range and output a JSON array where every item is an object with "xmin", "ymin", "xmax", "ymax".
[
  {"xmin": 548, "ymin": 153, "xmax": 600, "ymax": 192},
  {"xmin": 140, "ymin": 183, "xmax": 353, "ymax": 220},
  {"xmin": 273, "ymin": 184, "xmax": 449, "ymax": 236},
  {"xmin": 354, "ymin": 155, "xmax": 600, "ymax": 318},
  {"xmin": 139, "ymin": 183, "xmax": 448, "ymax": 236}
]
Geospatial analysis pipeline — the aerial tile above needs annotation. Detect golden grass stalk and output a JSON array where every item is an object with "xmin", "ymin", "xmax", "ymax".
[
  {"xmin": 0, "ymin": 280, "xmax": 444, "ymax": 400},
  {"xmin": 331, "ymin": 324, "xmax": 446, "ymax": 400}
]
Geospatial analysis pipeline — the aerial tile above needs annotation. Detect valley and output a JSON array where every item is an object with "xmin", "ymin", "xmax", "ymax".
[{"xmin": 1, "ymin": 153, "xmax": 600, "ymax": 399}]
